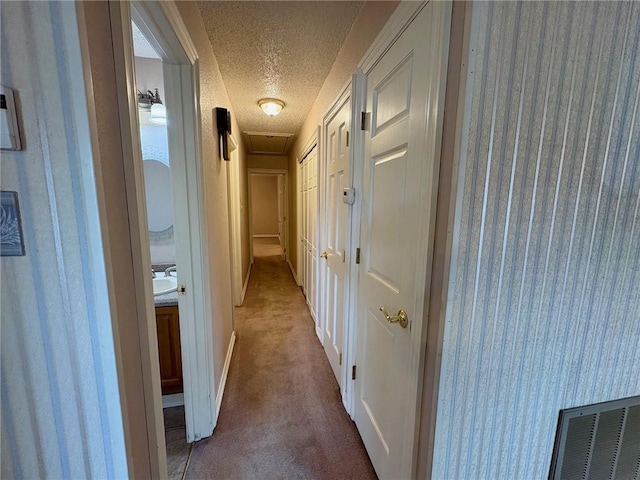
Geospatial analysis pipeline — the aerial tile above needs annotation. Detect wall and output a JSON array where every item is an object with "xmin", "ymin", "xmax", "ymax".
[
  {"xmin": 175, "ymin": 1, "xmax": 244, "ymax": 402},
  {"xmin": 134, "ymin": 56, "xmax": 176, "ymax": 265},
  {"xmin": 250, "ymin": 175, "xmax": 279, "ymax": 236},
  {"xmin": 0, "ymin": 2, "xmax": 127, "ymax": 478},
  {"xmin": 247, "ymin": 154, "xmax": 288, "ymax": 171},
  {"xmin": 287, "ymin": 1, "xmax": 398, "ymax": 279},
  {"xmin": 432, "ymin": 2, "xmax": 640, "ymax": 478}
]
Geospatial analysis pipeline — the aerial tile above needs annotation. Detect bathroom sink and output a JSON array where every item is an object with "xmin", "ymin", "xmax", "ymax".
[{"xmin": 152, "ymin": 275, "xmax": 177, "ymax": 296}]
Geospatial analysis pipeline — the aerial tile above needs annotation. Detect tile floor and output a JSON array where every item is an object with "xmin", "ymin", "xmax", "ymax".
[{"xmin": 164, "ymin": 406, "xmax": 192, "ymax": 480}]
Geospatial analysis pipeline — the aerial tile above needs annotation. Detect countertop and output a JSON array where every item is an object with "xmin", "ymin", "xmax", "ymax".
[
  {"xmin": 154, "ymin": 291, "xmax": 178, "ymax": 307},
  {"xmin": 152, "ymin": 264, "xmax": 178, "ymax": 307}
]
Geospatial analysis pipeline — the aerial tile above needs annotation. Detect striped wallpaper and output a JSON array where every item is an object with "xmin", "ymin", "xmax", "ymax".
[
  {"xmin": 433, "ymin": 1, "xmax": 640, "ymax": 478},
  {"xmin": 1, "ymin": 2, "xmax": 127, "ymax": 478}
]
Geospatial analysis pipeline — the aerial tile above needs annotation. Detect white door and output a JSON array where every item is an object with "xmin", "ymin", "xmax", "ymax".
[
  {"xmin": 322, "ymin": 96, "xmax": 351, "ymax": 386},
  {"xmin": 307, "ymin": 148, "xmax": 319, "ymax": 327},
  {"xmin": 301, "ymin": 159, "xmax": 309, "ymax": 297},
  {"xmin": 300, "ymin": 146, "xmax": 319, "ymax": 333},
  {"xmin": 353, "ymin": 2, "xmax": 450, "ymax": 478}
]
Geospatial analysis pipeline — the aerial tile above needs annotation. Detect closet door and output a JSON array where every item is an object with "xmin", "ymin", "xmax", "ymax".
[
  {"xmin": 308, "ymin": 148, "xmax": 318, "ymax": 324},
  {"xmin": 299, "ymin": 145, "xmax": 320, "ymax": 338}
]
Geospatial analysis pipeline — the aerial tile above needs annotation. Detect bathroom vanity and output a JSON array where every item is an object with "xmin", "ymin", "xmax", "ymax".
[{"xmin": 154, "ymin": 296, "xmax": 183, "ymax": 395}]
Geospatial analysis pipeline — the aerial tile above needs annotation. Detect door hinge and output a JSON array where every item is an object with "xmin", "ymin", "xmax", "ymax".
[
  {"xmin": 355, "ymin": 247, "xmax": 361, "ymax": 264},
  {"xmin": 339, "ymin": 352, "xmax": 343, "ymax": 365},
  {"xmin": 346, "ymin": 131, "xmax": 350, "ymax": 147},
  {"xmin": 360, "ymin": 112, "xmax": 367, "ymax": 131},
  {"xmin": 352, "ymin": 365, "xmax": 357, "ymax": 380}
]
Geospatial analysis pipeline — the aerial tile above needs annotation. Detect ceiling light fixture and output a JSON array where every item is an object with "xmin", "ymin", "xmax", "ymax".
[{"xmin": 258, "ymin": 98, "xmax": 284, "ymax": 116}]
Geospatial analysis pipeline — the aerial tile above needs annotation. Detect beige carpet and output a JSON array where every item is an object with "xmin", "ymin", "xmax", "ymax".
[
  {"xmin": 185, "ymin": 252, "xmax": 376, "ymax": 479},
  {"xmin": 253, "ymin": 237, "xmax": 281, "ymax": 258}
]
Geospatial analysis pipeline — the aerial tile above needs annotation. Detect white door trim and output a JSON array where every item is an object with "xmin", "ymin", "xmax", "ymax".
[
  {"xmin": 105, "ymin": 3, "xmax": 167, "ymax": 476},
  {"xmin": 247, "ymin": 168, "xmax": 289, "ymax": 266},
  {"xmin": 416, "ymin": 3, "xmax": 469, "ymax": 477},
  {"xmin": 344, "ymin": 71, "xmax": 366, "ymax": 418},
  {"xmin": 110, "ymin": 0, "xmax": 218, "ymax": 451}
]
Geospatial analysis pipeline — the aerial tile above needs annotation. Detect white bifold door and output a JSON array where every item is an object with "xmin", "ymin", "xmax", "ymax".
[
  {"xmin": 321, "ymin": 94, "xmax": 352, "ymax": 387},
  {"xmin": 300, "ymin": 145, "xmax": 319, "ymax": 334},
  {"xmin": 353, "ymin": 2, "xmax": 451, "ymax": 478}
]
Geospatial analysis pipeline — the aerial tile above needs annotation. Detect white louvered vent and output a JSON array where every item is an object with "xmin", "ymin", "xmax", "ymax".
[{"xmin": 549, "ymin": 396, "xmax": 640, "ymax": 480}]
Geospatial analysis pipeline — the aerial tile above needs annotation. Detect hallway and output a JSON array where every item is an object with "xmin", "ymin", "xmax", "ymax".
[{"xmin": 185, "ymin": 252, "xmax": 376, "ymax": 479}]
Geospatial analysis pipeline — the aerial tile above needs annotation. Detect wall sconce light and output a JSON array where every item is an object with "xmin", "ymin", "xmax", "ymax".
[
  {"xmin": 216, "ymin": 107, "xmax": 232, "ymax": 161},
  {"xmin": 258, "ymin": 98, "xmax": 284, "ymax": 116},
  {"xmin": 138, "ymin": 88, "xmax": 167, "ymax": 125}
]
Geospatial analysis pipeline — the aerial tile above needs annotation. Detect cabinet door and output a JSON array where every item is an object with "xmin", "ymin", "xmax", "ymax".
[{"xmin": 155, "ymin": 306, "xmax": 183, "ymax": 395}]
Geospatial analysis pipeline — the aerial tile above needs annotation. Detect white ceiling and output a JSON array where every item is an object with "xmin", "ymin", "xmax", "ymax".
[
  {"xmin": 197, "ymin": 1, "xmax": 364, "ymax": 152},
  {"xmin": 132, "ymin": 22, "xmax": 161, "ymax": 59}
]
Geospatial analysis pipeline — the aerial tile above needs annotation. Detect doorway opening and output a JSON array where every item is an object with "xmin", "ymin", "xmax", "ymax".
[
  {"xmin": 248, "ymin": 171, "xmax": 288, "ymax": 262},
  {"xmin": 109, "ymin": 0, "xmax": 219, "ymax": 477},
  {"xmin": 132, "ymin": 19, "xmax": 192, "ymax": 478}
]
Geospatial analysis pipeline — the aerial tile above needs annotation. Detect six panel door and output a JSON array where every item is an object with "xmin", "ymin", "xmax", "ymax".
[
  {"xmin": 322, "ymin": 95, "xmax": 352, "ymax": 386},
  {"xmin": 353, "ymin": 3, "xmax": 447, "ymax": 477}
]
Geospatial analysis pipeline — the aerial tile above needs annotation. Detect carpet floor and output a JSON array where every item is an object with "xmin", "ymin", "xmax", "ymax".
[
  {"xmin": 185, "ymin": 252, "xmax": 376, "ymax": 479},
  {"xmin": 253, "ymin": 237, "xmax": 282, "ymax": 258}
]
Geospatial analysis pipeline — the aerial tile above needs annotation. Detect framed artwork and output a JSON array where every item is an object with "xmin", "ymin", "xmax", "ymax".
[{"xmin": 1, "ymin": 191, "xmax": 25, "ymax": 256}]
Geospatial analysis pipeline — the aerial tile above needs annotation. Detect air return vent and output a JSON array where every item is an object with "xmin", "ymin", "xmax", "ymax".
[{"xmin": 549, "ymin": 396, "xmax": 640, "ymax": 480}]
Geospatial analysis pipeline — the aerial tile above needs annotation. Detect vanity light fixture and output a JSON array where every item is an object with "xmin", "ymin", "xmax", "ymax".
[
  {"xmin": 258, "ymin": 98, "xmax": 284, "ymax": 116},
  {"xmin": 138, "ymin": 88, "xmax": 167, "ymax": 125}
]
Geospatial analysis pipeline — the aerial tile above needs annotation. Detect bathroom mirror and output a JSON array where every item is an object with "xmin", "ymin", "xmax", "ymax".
[{"xmin": 143, "ymin": 158, "xmax": 174, "ymax": 241}]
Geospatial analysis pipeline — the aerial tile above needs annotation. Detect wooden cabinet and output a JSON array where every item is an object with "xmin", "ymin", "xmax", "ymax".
[{"xmin": 155, "ymin": 305, "xmax": 183, "ymax": 395}]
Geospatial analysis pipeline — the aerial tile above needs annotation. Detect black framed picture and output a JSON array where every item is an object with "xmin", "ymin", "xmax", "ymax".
[{"xmin": 1, "ymin": 191, "xmax": 25, "ymax": 256}]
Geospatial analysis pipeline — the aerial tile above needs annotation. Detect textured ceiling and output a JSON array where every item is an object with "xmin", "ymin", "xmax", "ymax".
[
  {"xmin": 132, "ymin": 22, "xmax": 161, "ymax": 59},
  {"xmin": 197, "ymin": 1, "xmax": 364, "ymax": 142}
]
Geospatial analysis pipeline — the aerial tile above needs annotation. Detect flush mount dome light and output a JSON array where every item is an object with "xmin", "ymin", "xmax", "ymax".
[{"xmin": 258, "ymin": 98, "xmax": 284, "ymax": 116}]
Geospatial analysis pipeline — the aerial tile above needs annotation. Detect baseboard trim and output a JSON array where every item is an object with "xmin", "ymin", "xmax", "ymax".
[
  {"xmin": 215, "ymin": 331, "xmax": 236, "ymax": 420},
  {"xmin": 162, "ymin": 393, "xmax": 184, "ymax": 409},
  {"xmin": 252, "ymin": 234, "xmax": 279, "ymax": 238},
  {"xmin": 288, "ymin": 259, "xmax": 299, "ymax": 285},
  {"xmin": 241, "ymin": 263, "xmax": 252, "ymax": 304}
]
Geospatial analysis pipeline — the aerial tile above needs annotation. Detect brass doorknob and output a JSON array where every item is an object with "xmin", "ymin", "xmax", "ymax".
[
  {"xmin": 379, "ymin": 307, "xmax": 409, "ymax": 328},
  {"xmin": 321, "ymin": 251, "xmax": 328, "ymax": 259}
]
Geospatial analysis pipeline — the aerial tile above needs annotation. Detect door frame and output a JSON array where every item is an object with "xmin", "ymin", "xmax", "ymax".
[
  {"xmin": 319, "ymin": 79, "xmax": 356, "ymax": 406},
  {"xmin": 347, "ymin": 0, "xmax": 453, "ymax": 476},
  {"xmin": 415, "ymin": 2, "xmax": 469, "ymax": 477},
  {"xmin": 225, "ymin": 134, "xmax": 245, "ymax": 306},
  {"xmin": 108, "ymin": 0, "xmax": 217, "ymax": 450},
  {"xmin": 343, "ymin": 70, "xmax": 367, "ymax": 419},
  {"xmin": 247, "ymin": 169, "xmax": 289, "ymax": 266}
]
